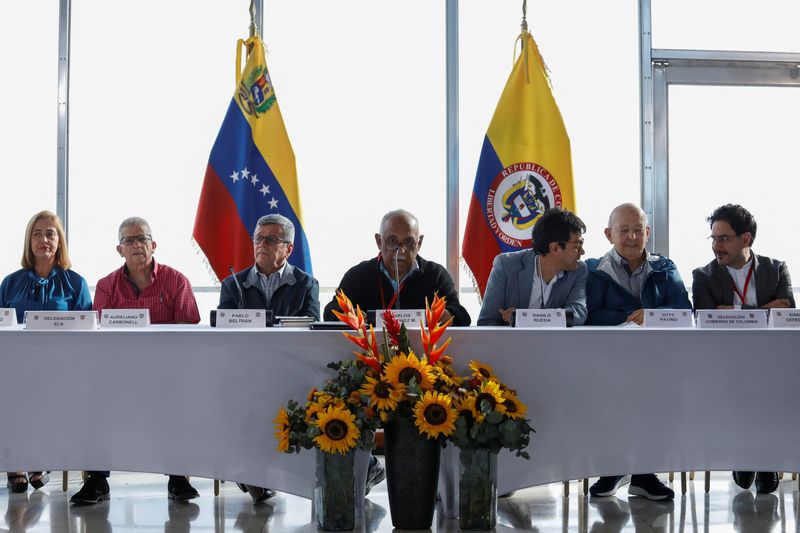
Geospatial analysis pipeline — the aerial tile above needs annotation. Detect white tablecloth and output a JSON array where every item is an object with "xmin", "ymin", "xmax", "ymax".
[{"xmin": 1, "ymin": 326, "xmax": 798, "ymax": 501}]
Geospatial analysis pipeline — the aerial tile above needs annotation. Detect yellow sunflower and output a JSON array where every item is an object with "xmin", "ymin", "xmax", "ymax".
[
  {"xmin": 413, "ymin": 391, "xmax": 457, "ymax": 439},
  {"xmin": 273, "ymin": 407, "xmax": 291, "ymax": 452},
  {"xmin": 384, "ymin": 352, "xmax": 435, "ymax": 391},
  {"xmin": 501, "ymin": 389, "xmax": 528, "ymax": 420},
  {"xmin": 314, "ymin": 405, "xmax": 361, "ymax": 454},
  {"xmin": 455, "ymin": 394, "xmax": 484, "ymax": 423},
  {"xmin": 469, "ymin": 360, "xmax": 497, "ymax": 381},
  {"xmin": 475, "ymin": 380, "xmax": 506, "ymax": 414},
  {"xmin": 359, "ymin": 375, "xmax": 405, "ymax": 411},
  {"xmin": 432, "ymin": 362, "xmax": 463, "ymax": 388},
  {"xmin": 305, "ymin": 400, "xmax": 324, "ymax": 422}
]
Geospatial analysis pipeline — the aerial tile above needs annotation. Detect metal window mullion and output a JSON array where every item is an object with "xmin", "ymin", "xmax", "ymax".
[
  {"xmin": 639, "ymin": 0, "xmax": 662, "ymax": 252},
  {"xmin": 56, "ymin": 0, "xmax": 71, "ymax": 235},
  {"xmin": 651, "ymin": 65, "xmax": 669, "ymax": 256},
  {"xmin": 445, "ymin": 0, "xmax": 459, "ymax": 287}
]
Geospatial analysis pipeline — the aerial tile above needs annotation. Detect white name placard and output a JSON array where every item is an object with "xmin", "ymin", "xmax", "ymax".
[
  {"xmin": 769, "ymin": 309, "xmax": 800, "ymax": 328},
  {"xmin": 375, "ymin": 309, "xmax": 425, "ymax": 329},
  {"xmin": 216, "ymin": 309, "xmax": 268, "ymax": 328},
  {"xmin": 643, "ymin": 309, "xmax": 693, "ymax": 328},
  {"xmin": 0, "ymin": 308, "xmax": 17, "ymax": 327},
  {"xmin": 515, "ymin": 309, "xmax": 567, "ymax": 328},
  {"xmin": 696, "ymin": 309, "xmax": 768, "ymax": 329},
  {"xmin": 25, "ymin": 310, "xmax": 98, "ymax": 330},
  {"xmin": 101, "ymin": 309, "xmax": 151, "ymax": 328}
]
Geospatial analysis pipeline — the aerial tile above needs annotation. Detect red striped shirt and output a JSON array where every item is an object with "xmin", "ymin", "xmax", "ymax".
[{"xmin": 93, "ymin": 261, "xmax": 200, "ymax": 324}]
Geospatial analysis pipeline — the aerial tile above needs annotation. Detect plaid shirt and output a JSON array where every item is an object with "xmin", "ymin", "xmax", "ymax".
[{"xmin": 93, "ymin": 260, "xmax": 200, "ymax": 324}]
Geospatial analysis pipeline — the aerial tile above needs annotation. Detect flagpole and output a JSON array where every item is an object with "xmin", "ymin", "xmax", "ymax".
[{"xmin": 249, "ymin": 0, "xmax": 263, "ymax": 39}]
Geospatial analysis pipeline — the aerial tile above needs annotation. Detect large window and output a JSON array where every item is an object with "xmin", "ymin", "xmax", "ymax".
[
  {"xmin": 667, "ymin": 85, "xmax": 800, "ymax": 280},
  {"xmin": 652, "ymin": 0, "xmax": 800, "ymax": 53},
  {"xmin": 0, "ymin": 3, "xmax": 59, "ymax": 276},
  {"xmin": 265, "ymin": 1, "xmax": 446, "ymax": 294}
]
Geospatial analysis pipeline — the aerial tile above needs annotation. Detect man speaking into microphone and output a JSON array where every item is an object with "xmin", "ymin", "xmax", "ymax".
[
  {"xmin": 323, "ymin": 209, "xmax": 470, "ymax": 327},
  {"xmin": 218, "ymin": 214, "xmax": 319, "ymax": 319}
]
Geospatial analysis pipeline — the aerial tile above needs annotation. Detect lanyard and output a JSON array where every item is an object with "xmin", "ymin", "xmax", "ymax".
[
  {"xmin": 376, "ymin": 255, "xmax": 406, "ymax": 310},
  {"xmin": 731, "ymin": 261, "xmax": 755, "ymax": 305}
]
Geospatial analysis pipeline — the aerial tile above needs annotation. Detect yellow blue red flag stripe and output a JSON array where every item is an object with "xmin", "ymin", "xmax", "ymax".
[
  {"xmin": 462, "ymin": 31, "xmax": 575, "ymax": 296},
  {"xmin": 194, "ymin": 36, "xmax": 311, "ymax": 282}
]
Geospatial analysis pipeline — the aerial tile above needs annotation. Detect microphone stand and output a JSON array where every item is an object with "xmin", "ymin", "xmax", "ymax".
[{"xmin": 229, "ymin": 266, "xmax": 245, "ymax": 309}]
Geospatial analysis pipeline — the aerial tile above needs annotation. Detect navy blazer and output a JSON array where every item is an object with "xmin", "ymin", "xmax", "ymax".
[
  {"xmin": 691, "ymin": 252, "xmax": 795, "ymax": 310},
  {"xmin": 477, "ymin": 249, "xmax": 587, "ymax": 326}
]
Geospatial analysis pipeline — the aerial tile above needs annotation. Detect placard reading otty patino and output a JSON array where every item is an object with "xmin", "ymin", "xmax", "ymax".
[
  {"xmin": 696, "ymin": 309, "xmax": 768, "ymax": 329},
  {"xmin": 216, "ymin": 309, "xmax": 268, "ymax": 328},
  {"xmin": 375, "ymin": 309, "xmax": 425, "ymax": 330},
  {"xmin": 0, "ymin": 308, "xmax": 17, "ymax": 327},
  {"xmin": 101, "ymin": 309, "xmax": 151, "ymax": 328},
  {"xmin": 515, "ymin": 309, "xmax": 567, "ymax": 328},
  {"xmin": 24, "ymin": 310, "xmax": 98, "ymax": 330},
  {"xmin": 643, "ymin": 309, "xmax": 693, "ymax": 328}
]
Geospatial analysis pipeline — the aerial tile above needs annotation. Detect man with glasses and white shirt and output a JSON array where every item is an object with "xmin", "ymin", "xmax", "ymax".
[
  {"xmin": 586, "ymin": 203, "xmax": 691, "ymax": 501},
  {"xmin": 477, "ymin": 207, "xmax": 588, "ymax": 326},
  {"xmin": 323, "ymin": 209, "xmax": 471, "ymax": 327},
  {"xmin": 692, "ymin": 203, "xmax": 794, "ymax": 495},
  {"xmin": 71, "ymin": 216, "xmax": 201, "ymax": 505}
]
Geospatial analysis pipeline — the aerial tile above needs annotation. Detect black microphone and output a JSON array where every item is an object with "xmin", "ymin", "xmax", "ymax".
[
  {"xmin": 393, "ymin": 248, "xmax": 401, "ymax": 307},
  {"xmin": 228, "ymin": 266, "xmax": 244, "ymax": 309}
]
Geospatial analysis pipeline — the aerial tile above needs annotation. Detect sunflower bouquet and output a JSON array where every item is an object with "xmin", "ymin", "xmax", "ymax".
[
  {"xmin": 274, "ymin": 359, "xmax": 380, "ymax": 455},
  {"xmin": 451, "ymin": 360, "xmax": 534, "ymax": 459},
  {"xmin": 331, "ymin": 290, "xmax": 462, "ymax": 443}
]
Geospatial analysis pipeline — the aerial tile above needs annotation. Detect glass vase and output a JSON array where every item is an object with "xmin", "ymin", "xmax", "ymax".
[
  {"xmin": 458, "ymin": 447, "xmax": 498, "ymax": 531},
  {"xmin": 314, "ymin": 449, "xmax": 356, "ymax": 531}
]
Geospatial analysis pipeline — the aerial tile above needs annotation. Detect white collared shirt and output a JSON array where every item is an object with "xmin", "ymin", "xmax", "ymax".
[
  {"xmin": 726, "ymin": 257, "xmax": 757, "ymax": 308},
  {"xmin": 528, "ymin": 255, "xmax": 564, "ymax": 309}
]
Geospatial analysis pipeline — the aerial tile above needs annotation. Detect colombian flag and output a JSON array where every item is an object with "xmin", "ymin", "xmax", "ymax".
[
  {"xmin": 462, "ymin": 31, "xmax": 575, "ymax": 297},
  {"xmin": 194, "ymin": 36, "xmax": 312, "ymax": 282}
]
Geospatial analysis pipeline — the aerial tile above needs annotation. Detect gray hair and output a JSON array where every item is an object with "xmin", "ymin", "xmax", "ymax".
[
  {"xmin": 118, "ymin": 216, "xmax": 152, "ymax": 242},
  {"xmin": 379, "ymin": 209, "xmax": 419, "ymax": 234},
  {"xmin": 255, "ymin": 214, "xmax": 295, "ymax": 243}
]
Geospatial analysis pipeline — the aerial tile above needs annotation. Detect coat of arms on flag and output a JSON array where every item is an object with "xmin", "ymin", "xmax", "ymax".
[{"xmin": 462, "ymin": 26, "xmax": 575, "ymax": 297}]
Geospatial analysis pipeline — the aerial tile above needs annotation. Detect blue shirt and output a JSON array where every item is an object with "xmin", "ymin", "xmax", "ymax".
[{"xmin": 0, "ymin": 268, "xmax": 93, "ymax": 323}]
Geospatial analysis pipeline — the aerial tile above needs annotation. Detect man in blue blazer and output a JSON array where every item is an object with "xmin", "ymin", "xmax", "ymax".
[{"xmin": 478, "ymin": 207, "xmax": 587, "ymax": 326}]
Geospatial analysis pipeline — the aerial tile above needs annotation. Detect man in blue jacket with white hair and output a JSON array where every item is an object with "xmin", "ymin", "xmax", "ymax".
[{"xmin": 586, "ymin": 202, "xmax": 691, "ymax": 501}]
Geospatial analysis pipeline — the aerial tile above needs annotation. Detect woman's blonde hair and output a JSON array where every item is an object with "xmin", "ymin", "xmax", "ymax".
[{"xmin": 21, "ymin": 210, "xmax": 72, "ymax": 270}]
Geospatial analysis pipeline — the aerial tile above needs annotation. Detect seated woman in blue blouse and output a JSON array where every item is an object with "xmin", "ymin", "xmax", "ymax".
[{"xmin": 0, "ymin": 210, "xmax": 92, "ymax": 493}]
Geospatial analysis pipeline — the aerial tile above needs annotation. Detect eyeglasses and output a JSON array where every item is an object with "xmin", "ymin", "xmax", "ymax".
[
  {"xmin": 32, "ymin": 230, "xmax": 58, "ymax": 241},
  {"xmin": 383, "ymin": 236, "xmax": 419, "ymax": 251},
  {"xmin": 253, "ymin": 235, "xmax": 290, "ymax": 246},
  {"xmin": 708, "ymin": 234, "xmax": 738, "ymax": 244},
  {"xmin": 119, "ymin": 234, "xmax": 152, "ymax": 246},
  {"xmin": 557, "ymin": 239, "xmax": 584, "ymax": 251}
]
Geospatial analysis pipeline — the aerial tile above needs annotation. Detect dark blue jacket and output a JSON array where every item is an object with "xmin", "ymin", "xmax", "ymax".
[
  {"xmin": 218, "ymin": 264, "xmax": 320, "ymax": 320},
  {"xmin": 585, "ymin": 252, "xmax": 691, "ymax": 326}
]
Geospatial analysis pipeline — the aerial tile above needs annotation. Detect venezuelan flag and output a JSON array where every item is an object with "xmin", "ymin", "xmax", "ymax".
[
  {"xmin": 462, "ymin": 31, "xmax": 575, "ymax": 296},
  {"xmin": 194, "ymin": 35, "xmax": 311, "ymax": 282}
]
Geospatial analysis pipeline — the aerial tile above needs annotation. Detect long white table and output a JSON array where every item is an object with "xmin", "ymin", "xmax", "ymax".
[{"xmin": 1, "ymin": 325, "xmax": 799, "ymax": 504}]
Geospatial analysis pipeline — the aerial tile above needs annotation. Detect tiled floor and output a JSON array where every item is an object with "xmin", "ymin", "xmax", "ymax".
[{"xmin": 1, "ymin": 469, "xmax": 797, "ymax": 532}]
